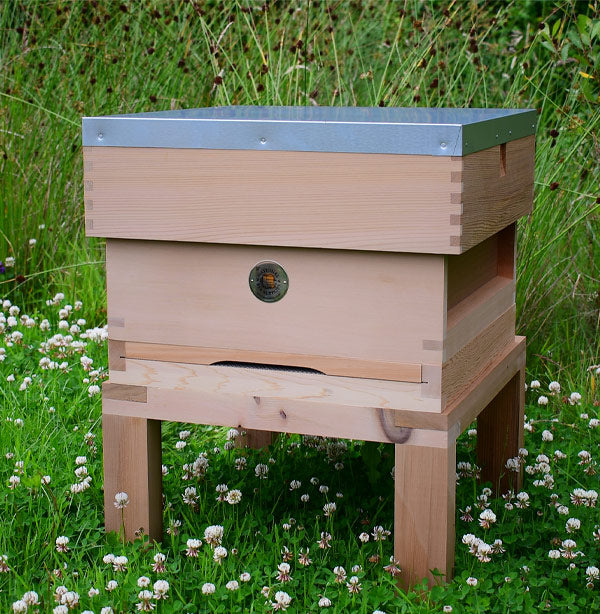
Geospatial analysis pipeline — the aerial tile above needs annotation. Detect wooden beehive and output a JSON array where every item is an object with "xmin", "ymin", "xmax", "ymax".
[{"xmin": 83, "ymin": 106, "xmax": 535, "ymax": 415}]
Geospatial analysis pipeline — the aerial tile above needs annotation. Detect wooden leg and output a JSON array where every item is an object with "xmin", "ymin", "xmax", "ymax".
[
  {"xmin": 477, "ymin": 367, "xmax": 524, "ymax": 495},
  {"xmin": 235, "ymin": 428, "xmax": 276, "ymax": 449},
  {"xmin": 394, "ymin": 434, "xmax": 456, "ymax": 588},
  {"xmin": 102, "ymin": 413, "xmax": 163, "ymax": 542}
]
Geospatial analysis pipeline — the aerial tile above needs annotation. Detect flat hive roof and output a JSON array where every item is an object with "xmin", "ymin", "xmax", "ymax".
[{"xmin": 82, "ymin": 106, "xmax": 536, "ymax": 156}]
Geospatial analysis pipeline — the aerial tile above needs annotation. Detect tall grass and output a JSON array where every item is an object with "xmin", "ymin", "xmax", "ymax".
[{"xmin": 1, "ymin": 0, "xmax": 599, "ymax": 369}]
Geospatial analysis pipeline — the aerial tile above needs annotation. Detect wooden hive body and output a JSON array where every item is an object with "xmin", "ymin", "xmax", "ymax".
[{"xmin": 83, "ymin": 107, "xmax": 534, "ymax": 414}]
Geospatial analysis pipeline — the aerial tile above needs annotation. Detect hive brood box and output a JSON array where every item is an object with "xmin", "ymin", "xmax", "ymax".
[
  {"xmin": 83, "ymin": 106, "xmax": 535, "ymax": 412},
  {"xmin": 83, "ymin": 106, "xmax": 535, "ymax": 587}
]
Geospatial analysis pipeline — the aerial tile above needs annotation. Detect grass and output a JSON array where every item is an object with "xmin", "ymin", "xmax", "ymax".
[
  {"xmin": 0, "ymin": 0, "xmax": 599, "ymax": 612},
  {"xmin": 0, "ymin": 0, "xmax": 598, "ymax": 371},
  {"xmin": 1, "ymin": 294, "xmax": 600, "ymax": 613}
]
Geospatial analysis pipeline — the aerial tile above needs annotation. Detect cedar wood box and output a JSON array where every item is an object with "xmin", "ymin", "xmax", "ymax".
[{"xmin": 82, "ymin": 106, "xmax": 535, "ymax": 586}]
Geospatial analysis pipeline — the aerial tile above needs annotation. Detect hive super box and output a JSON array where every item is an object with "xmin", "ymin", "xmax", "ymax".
[{"xmin": 82, "ymin": 106, "xmax": 535, "ymax": 587}]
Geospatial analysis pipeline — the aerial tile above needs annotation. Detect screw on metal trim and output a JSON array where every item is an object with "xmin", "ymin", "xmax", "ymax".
[
  {"xmin": 260, "ymin": 137, "xmax": 267, "ymax": 144},
  {"xmin": 440, "ymin": 142, "xmax": 447, "ymax": 149},
  {"xmin": 97, "ymin": 132, "xmax": 104, "ymax": 140}
]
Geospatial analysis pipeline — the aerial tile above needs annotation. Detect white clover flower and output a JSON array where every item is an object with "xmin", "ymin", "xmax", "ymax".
[
  {"xmin": 55, "ymin": 536, "xmax": 69, "ymax": 552},
  {"xmin": 100, "ymin": 608, "xmax": 113, "ymax": 614},
  {"xmin": 586, "ymin": 566, "xmax": 600, "ymax": 580},
  {"xmin": 554, "ymin": 450, "xmax": 567, "ymax": 459},
  {"xmin": 153, "ymin": 579, "xmax": 170, "ymax": 599},
  {"xmin": 516, "ymin": 492, "xmax": 530, "ymax": 508},
  {"xmin": 569, "ymin": 392, "xmax": 582, "ymax": 405},
  {"xmin": 479, "ymin": 508, "xmax": 497, "ymax": 529},
  {"xmin": 548, "ymin": 549, "xmax": 561, "ymax": 559},
  {"xmin": 226, "ymin": 428, "xmax": 239, "ymax": 440},
  {"xmin": 106, "ymin": 580, "xmax": 118, "ymax": 591},
  {"xmin": 548, "ymin": 381, "xmax": 560, "ymax": 393},
  {"xmin": 12, "ymin": 600, "xmax": 27, "ymax": 613},
  {"xmin": 226, "ymin": 489, "xmax": 242, "ymax": 505},
  {"xmin": 175, "ymin": 440, "xmax": 186, "ymax": 450},
  {"xmin": 202, "ymin": 583, "xmax": 216, "ymax": 595},
  {"xmin": 240, "ymin": 572, "xmax": 251, "ymax": 582},
  {"xmin": 136, "ymin": 590, "xmax": 153, "ymax": 611},
  {"xmin": 346, "ymin": 576, "xmax": 361, "ymax": 594},
  {"xmin": 557, "ymin": 505, "xmax": 569, "ymax": 515},
  {"xmin": 466, "ymin": 576, "xmax": 478, "ymax": 587},
  {"xmin": 358, "ymin": 532, "xmax": 369, "ymax": 543},
  {"xmin": 53, "ymin": 607, "xmax": 68, "ymax": 614},
  {"xmin": 9, "ymin": 475, "xmax": 20, "ymax": 489},
  {"xmin": 372, "ymin": 525, "xmax": 391, "ymax": 541},
  {"xmin": 319, "ymin": 596, "xmax": 332, "ymax": 607},
  {"xmin": 137, "ymin": 576, "xmax": 151, "ymax": 588},
  {"xmin": 443, "ymin": 607, "xmax": 453, "ymax": 613},
  {"xmin": 272, "ymin": 591, "xmax": 292, "ymax": 610},
  {"xmin": 204, "ymin": 525, "xmax": 224, "ymax": 547},
  {"xmin": 301, "ymin": 494, "xmax": 310, "ymax": 503},
  {"xmin": 22, "ymin": 592, "xmax": 39, "ymax": 606},
  {"xmin": 113, "ymin": 492, "xmax": 129, "ymax": 509},
  {"xmin": 213, "ymin": 546, "xmax": 227, "ymax": 564},
  {"xmin": 538, "ymin": 396, "xmax": 549, "ymax": 406},
  {"xmin": 87, "ymin": 385, "xmax": 100, "ymax": 397},
  {"xmin": 255, "ymin": 463, "xmax": 269, "ymax": 479},
  {"xmin": 226, "ymin": 580, "xmax": 239, "ymax": 591},
  {"xmin": 113, "ymin": 555, "xmax": 128, "ymax": 572},
  {"xmin": 589, "ymin": 419, "xmax": 599, "ymax": 428},
  {"xmin": 467, "ymin": 428, "xmax": 477, "ymax": 437},
  {"xmin": 566, "ymin": 518, "xmax": 581, "ymax": 533},
  {"xmin": 88, "ymin": 587, "xmax": 99, "ymax": 598},
  {"xmin": 185, "ymin": 539, "xmax": 202, "ymax": 557},
  {"xmin": 542, "ymin": 430, "xmax": 553, "ymax": 442},
  {"xmin": 289, "ymin": 480, "xmax": 301, "ymax": 490},
  {"xmin": 319, "ymin": 485, "xmax": 329, "ymax": 494},
  {"xmin": 323, "ymin": 502, "xmax": 336, "ymax": 517},
  {"xmin": 60, "ymin": 591, "xmax": 79, "ymax": 608}
]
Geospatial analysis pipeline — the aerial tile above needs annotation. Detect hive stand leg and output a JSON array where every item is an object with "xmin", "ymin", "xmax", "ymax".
[
  {"xmin": 235, "ymin": 428, "xmax": 276, "ymax": 449},
  {"xmin": 477, "ymin": 367, "xmax": 525, "ymax": 496},
  {"xmin": 102, "ymin": 413, "xmax": 163, "ymax": 542},
  {"xmin": 394, "ymin": 433, "xmax": 457, "ymax": 588}
]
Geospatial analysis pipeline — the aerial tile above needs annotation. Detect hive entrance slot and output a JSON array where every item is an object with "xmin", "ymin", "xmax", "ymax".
[{"xmin": 211, "ymin": 360, "xmax": 324, "ymax": 375}]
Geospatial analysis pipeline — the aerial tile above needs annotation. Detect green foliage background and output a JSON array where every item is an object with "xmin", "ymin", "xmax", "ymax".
[
  {"xmin": 1, "ymin": 0, "xmax": 599, "ymax": 377},
  {"xmin": 1, "ymin": 2, "xmax": 600, "ymax": 612}
]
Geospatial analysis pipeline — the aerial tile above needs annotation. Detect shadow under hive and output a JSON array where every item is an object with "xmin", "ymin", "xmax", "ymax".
[{"xmin": 82, "ymin": 106, "xmax": 536, "ymax": 587}]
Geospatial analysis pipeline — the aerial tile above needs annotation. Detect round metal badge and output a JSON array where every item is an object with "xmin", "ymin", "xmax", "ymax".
[{"xmin": 249, "ymin": 261, "xmax": 289, "ymax": 303}]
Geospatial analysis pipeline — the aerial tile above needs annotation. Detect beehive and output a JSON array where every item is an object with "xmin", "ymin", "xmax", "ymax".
[{"xmin": 83, "ymin": 106, "xmax": 535, "ymax": 586}]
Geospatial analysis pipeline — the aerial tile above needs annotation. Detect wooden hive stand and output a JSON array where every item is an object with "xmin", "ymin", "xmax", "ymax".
[{"xmin": 82, "ymin": 106, "xmax": 535, "ymax": 587}]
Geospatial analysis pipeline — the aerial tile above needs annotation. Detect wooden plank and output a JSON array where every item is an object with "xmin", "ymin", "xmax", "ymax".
[
  {"xmin": 477, "ymin": 367, "xmax": 525, "ymax": 495},
  {"xmin": 395, "ymin": 436, "xmax": 456, "ymax": 587},
  {"xmin": 235, "ymin": 429, "xmax": 276, "ymax": 449},
  {"xmin": 446, "ymin": 233, "xmax": 498, "ymax": 310},
  {"xmin": 108, "ymin": 339, "xmax": 126, "ymax": 372},
  {"xmin": 106, "ymin": 240, "xmax": 445, "ymax": 366},
  {"xmin": 442, "ymin": 305, "xmax": 516, "ymax": 406},
  {"xmin": 104, "ymin": 392, "xmax": 437, "ymax": 445},
  {"xmin": 123, "ymin": 341, "xmax": 422, "ymax": 383},
  {"xmin": 102, "ymin": 382, "xmax": 147, "ymax": 403},
  {"xmin": 102, "ymin": 414, "xmax": 162, "ymax": 541},
  {"xmin": 443, "ymin": 336, "xmax": 526, "ymax": 433},
  {"xmin": 445, "ymin": 277, "xmax": 515, "ymax": 360},
  {"xmin": 83, "ymin": 147, "xmax": 463, "ymax": 254},
  {"xmin": 497, "ymin": 223, "xmax": 516, "ymax": 279},
  {"xmin": 457, "ymin": 136, "xmax": 534, "ymax": 252},
  {"xmin": 103, "ymin": 338, "xmax": 524, "ymax": 434},
  {"xmin": 108, "ymin": 358, "xmax": 442, "ymax": 413}
]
